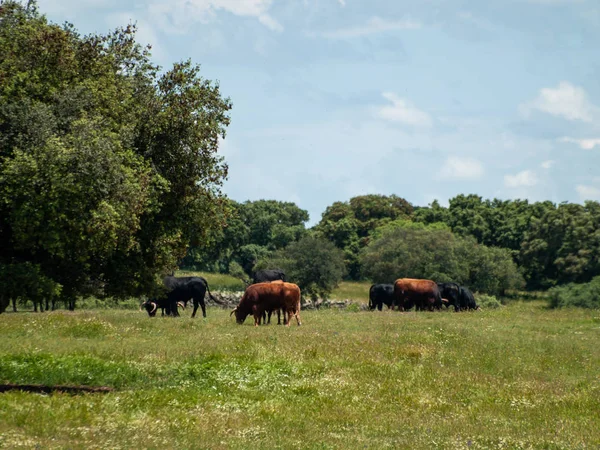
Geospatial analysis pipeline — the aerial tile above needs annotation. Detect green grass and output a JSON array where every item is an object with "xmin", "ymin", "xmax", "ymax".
[
  {"xmin": 1, "ymin": 302, "xmax": 599, "ymax": 448},
  {"xmin": 330, "ymin": 281, "xmax": 371, "ymax": 303},
  {"xmin": 176, "ymin": 270, "xmax": 247, "ymax": 291}
]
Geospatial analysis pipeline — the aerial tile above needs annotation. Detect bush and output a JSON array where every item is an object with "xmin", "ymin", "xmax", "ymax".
[
  {"xmin": 548, "ymin": 276, "xmax": 600, "ymax": 309},
  {"xmin": 258, "ymin": 235, "xmax": 345, "ymax": 300},
  {"xmin": 359, "ymin": 224, "xmax": 523, "ymax": 295},
  {"xmin": 474, "ymin": 293, "xmax": 503, "ymax": 309}
]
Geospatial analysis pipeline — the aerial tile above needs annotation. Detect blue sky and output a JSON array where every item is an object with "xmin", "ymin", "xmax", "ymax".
[{"xmin": 39, "ymin": 0, "xmax": 600, "ymax": 225}]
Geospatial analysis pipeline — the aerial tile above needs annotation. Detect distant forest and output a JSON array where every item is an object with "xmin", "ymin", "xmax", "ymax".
[{"xmin": 186, "ymin": 194, "xmax": 600, "ymax": 293}]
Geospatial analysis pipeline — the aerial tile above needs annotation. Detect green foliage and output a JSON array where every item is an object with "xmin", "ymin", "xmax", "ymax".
[
  {"xmin": 521, "ymin": 202, "xmax": 600, "ymax": 289},
  {"xmin": 360, "ymin": 223, "xmax": 523, "ymax": 295},
  {"xmin": 314, "ymin": 194, "xmax": 413, "ymax": 279},
  {"xmin": 183, "ymin": 199, "xmax": 309, "ymax": 276},
  {"xmin": 0, "ymin": 262, "xmax": 61, "ymax": 313},
  {"xmin": 474, "ymin": 293, "xmax": 503, "ymax": 309},
  {"xmin": 0, "ymin": 1, "xmax": 231, "ymax": 305},
  {"xmin": 260, "ymin": 235, "xmax": 345, "ymax": 299},
  {"xmin": 413, "ymin": 196, "xmax": 600, "ymax": 290},
  {"xmin": 548, "ymin": 276, "xmax": 600, "ymax": 309}
]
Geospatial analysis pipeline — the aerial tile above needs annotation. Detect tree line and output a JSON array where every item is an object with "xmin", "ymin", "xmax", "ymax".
[{"xmin": 186, "ymin": 193, "xmax": 600, "ymax": 302}]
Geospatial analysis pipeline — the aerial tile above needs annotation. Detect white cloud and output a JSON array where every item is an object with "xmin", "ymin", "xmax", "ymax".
[
  {"xmin": 376, "ymin": 92, "xmax": 432, "ymax": 127},
  {"xmin": 560, "ymin": 137, "xmax": 600, "ymax": 150},
  {"xmin": 576, "ymin": 185, "xmax": 600, "ymax": 200},
  {"xmin": 541, "ymin": 160, "xmax": 555, "ymax": 169},
  {"xmin": 504, "ymin": 170, "xmax": 539, "ymax": 188},
  {"xmin": 309, "ymin": 16, "xmax": 421, "ymax": 39},
  {"xmin": 148, "ymin": 0, "xmax": 282, "ymax": 33},
  {"xmin": 519, "ymin": 81, "xmax": 597, "ymax": 122},
  {"xmin": 440, "ymin": 156, "xmax": 484, "ymax": 180},
  {"xmin": 337, "ymin": 0, "xmax": 346, "ymax": 6}
]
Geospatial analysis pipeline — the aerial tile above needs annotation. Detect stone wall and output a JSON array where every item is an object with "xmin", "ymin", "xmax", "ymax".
[{"xmin": 208, "ymin": 291, "xmax": 368, "ymax": 311}]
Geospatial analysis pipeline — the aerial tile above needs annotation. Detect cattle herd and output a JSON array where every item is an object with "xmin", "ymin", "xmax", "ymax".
[
  {"xmin": 140, "ymin": 270, "xmax": 479, "ymax": 326},
  {"xmin": 369, "ymin": 279, "xmax": 479, "ymax": 312}
]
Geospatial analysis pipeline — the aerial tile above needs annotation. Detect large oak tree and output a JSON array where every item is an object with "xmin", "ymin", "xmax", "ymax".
[{"xmin": 0, "ymin": 1, "xmax": 231, "ymax": 310}]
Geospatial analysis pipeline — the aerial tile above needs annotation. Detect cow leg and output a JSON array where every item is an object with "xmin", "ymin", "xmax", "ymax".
[
  {"xmin": 277, "ymin": 309, "xmax": 281, "ymax": 325},
  {"xmin": 12, "ymin": 298, "xmax": 17, "ymax": 312},
  {"xmin": 254, "ymin": 307, "xmax": 264, "ymax": 326},
  {"xmin": 191, "ymin": 299, "xmax": 199, "ymax": 318},
  {"xmin": 292, "ymin": 309, "xmax": 301, "ymax": 326},
  {"xmin": 266, "ymin": 310, "xmax": 272, "ymax": 325},
  {"xmin": 199, "ymin": 298, "xmax": 206, "ymax": 318}
]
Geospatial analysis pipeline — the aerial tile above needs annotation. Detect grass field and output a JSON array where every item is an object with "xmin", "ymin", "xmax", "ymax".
[{"xmin": 1, "ymin": 301, "xmax": 599, "ymax": 449}]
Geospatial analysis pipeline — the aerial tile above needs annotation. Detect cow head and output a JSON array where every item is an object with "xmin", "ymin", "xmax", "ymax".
[
  {"xmin": 230, "ymin": 307, "xmax": 249, "ymax": 324},
  {"xmin": 141, "ymin": 300, "xmax": 158, "ymax": 317}
]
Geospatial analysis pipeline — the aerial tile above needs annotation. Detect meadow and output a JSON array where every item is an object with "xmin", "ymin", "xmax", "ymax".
[{"xmin": 1, "ymin": 299, "xmax": 599, "ymax": 449}]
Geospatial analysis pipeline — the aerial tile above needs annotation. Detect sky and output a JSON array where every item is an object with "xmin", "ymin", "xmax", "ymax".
[{"xmin": 38, "ymin": 0, "xmax": 600, "ymax": 225}]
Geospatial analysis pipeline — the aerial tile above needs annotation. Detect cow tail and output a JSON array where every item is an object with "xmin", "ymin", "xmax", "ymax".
[
  {"xmin": 205, "ymin": 281, "xmax": 222, "ymax": 305},
  {"xmin": 368, "ymin": 284, "xmax": 375, "ymax": 309}
]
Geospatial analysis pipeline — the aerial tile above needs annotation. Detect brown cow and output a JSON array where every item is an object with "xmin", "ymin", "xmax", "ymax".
[
  {"xmin": 392, "ymin": 278, "xmax": 443, "ymax": 312},
  {"xmin": 231, "ymin": 281, "xmax": 302, "ymax": 327}
]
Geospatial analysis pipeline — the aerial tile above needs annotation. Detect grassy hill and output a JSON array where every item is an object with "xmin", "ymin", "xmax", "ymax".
[{"xmin": 1, "ymin": 302, "xmax": 598, "ymax": 448}]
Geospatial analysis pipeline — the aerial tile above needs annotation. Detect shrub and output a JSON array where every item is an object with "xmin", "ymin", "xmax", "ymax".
[
  {"xmin": 474, "ymin": 293, "xmax": 503, "ymax": 309},
  {"xmin": 548, "ymin": 276, "xmax": 600, "ymax": 309}
]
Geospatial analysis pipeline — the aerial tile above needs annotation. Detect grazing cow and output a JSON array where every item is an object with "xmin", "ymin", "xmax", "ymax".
[
  {"xmin": 142, "ymin": 276, "xmax": 218, "ymax": 318},
  {"xmin": 231, "ymin": 281, "xmax": 301, "ymax": 327},
  {"xmin": 140, "ymin": 299, "xmax": 185, "ymax": 317},
  {"xmin": 368, "ymin": 284, "xmax": 395, "ymax": 311},
  {"xmin": 393, "ymin": 278, "xmax": 443, "ymax": 312},
  {"xmin": 437, "ymin": 282, "xmax": 461, "ymax": 312},
  {"xmin": 459, "ymin": 286, "xmax": 480, "ymax": 310},
  {"xmin": 252, "ymin": 269, "xmax": 286, "ymax": 284}
]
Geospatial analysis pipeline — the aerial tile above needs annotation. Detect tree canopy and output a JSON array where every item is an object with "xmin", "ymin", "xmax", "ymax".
[{"xmin": 0, "ymin": 1, "xmax": 231, "ymax": 307}]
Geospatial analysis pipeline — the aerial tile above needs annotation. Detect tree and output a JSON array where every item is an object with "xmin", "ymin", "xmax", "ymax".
[
  {"xmin": 314, "ymin": 194, "xmax": 413, "ymax": 280},
  {"xmin": 0, "ymin": 1, "xmax": 232, "ymax": 307},
  {"xmin": 360, "ymin": 222, "xmax": 523, "ymax": 296},
  {"xmin": 259, "ymin": 235, "xmax": 345, "ymax": 300},
  {"xmin": 182, "ymin": 199, "xmax": 309, "ymax": 276},
  {"xmin": 520, "ymin": 201, "xmax": 600, "ymax": 289}
]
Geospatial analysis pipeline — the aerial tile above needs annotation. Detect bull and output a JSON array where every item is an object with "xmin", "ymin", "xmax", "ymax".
[
  {"xmin": 252, "ymin": 269, "xmax": 286, "ymax": 284},
  {"xmin": 437, "ymin": 282, "xmax": 461, "ymax": 312},
  {"xmin": 231, "ymin": 281, "xmax": 301, "ymax": 327},
  {"xmin": 140, "ymin": 299, "xmax": 186, "ymax": 317},
  {"xmin": 459, "ymin": 286, "xmax": 480, "ymax": 310},
  {"xmin": 368, "ymin": 284, "xmax": 395, "ymax": 311},
  {"xmin": 393, "ymin": 278, "xmax": 443, "ymax": 311},
  {"xmin": 142, "ymin": 276, "xmax": 218, "ymax": 318}
]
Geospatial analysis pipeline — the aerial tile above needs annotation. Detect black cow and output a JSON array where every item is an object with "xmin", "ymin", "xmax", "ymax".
[
  {"xmin": 459, "ymin": 286, "xmax": 480, "ymax": 311},
  {"xmin": 368, "ymin": 284, "xmax": 395, "ymax": 311},
  {"xmin": 252, "ymin": 269, "xmax": 286, "ymax": 284},
  {"xmin": 437, "ymin": 282, "xmax": 461, "ymax": 312},
  {"xmin": 142, "ymin": 276, "xmax": 218, "ymax": 318},
  {"xmin": 140, "ymin": 299, "xmax": 185, "ymax": 317}
]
